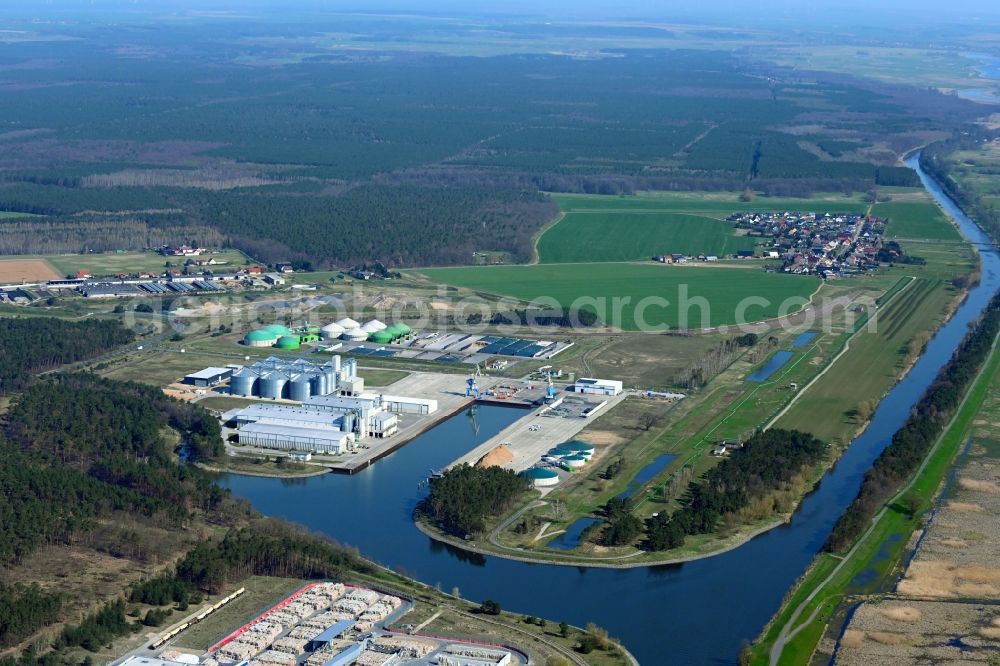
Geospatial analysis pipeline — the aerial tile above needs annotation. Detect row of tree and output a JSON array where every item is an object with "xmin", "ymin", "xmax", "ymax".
[{"xmin": 825, "ymin": 290, "xmax": 1000, "ymax": 552}]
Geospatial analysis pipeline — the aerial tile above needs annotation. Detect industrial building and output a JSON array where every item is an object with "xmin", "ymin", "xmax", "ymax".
[
  {"xmin": 228, "ymin": 355, "xmax": 363, "ymax": 401},
  {"xmin": 220, "ymin": 386, "xmax": 439, "ymax": 454},
  {"xmin": 237, "ymin": 423, "xmax": 353, "ymax": 454},
  {"xmin": 182, "ymin": 367, "xmax": 233, "ymax": 387},
  {"xmin": 574, "ymin": 377, "xmax": 623, "ymax": 396}
]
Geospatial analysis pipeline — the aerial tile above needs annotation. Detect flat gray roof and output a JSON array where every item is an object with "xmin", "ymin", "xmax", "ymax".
[
  {"xmin": 185, "ymin": 367, "xmax": 231, "ymax": 379},
  {"xmin": 239, "ymin": 422, "xmax": 352, "ymax": 443}
]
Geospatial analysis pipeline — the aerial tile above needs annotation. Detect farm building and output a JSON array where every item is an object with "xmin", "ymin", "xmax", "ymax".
[
  {"xmin": 574, "ymin": 378, "xmax": 623, "ymax": 396},
  {"xmin": 182, "ymin": 367, "xmax": 233, "ymax": 387}
]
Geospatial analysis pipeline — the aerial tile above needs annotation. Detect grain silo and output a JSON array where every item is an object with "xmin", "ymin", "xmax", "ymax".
[
  {"xmin": 288, "ymin": 373, "xmax": 313, "ymax": 402},
  {"xmin": 259, "ymin": 371, "xmax": 289, "ymax": 400},
  {"xmin": 309, "ymin": 372, "xmax": 326, "ymax": 397},
  {"xmin": 229, "ymin": 367, "xmax": 260, "ymax": 397}
]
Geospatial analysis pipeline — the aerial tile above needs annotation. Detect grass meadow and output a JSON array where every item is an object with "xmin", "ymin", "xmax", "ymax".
[
  {"xmin": 874, "ymin": 202, "xmax": 963, "ymax": 241},
  {"xmin": 416, "ymin": 262, "xmax": 819, "ymax": 330}
]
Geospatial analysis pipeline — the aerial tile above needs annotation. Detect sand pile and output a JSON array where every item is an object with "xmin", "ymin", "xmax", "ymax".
[{"xmin": 476, "ymin": 445, "xmax": 514, "ymax": 468}]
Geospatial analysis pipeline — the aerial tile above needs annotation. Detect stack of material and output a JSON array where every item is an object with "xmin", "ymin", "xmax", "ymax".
[
  {"xmin": 359, "ymin": 601, "xmax": 395, "ymax": 623},
  {"xmin": 476, "ymin": 445, "xmax": 514, "ymax": 468},
  {"xmin": 270, "ymin": 637, "xmax": 308, "ymax": 656},
  {"xmin": 354, "ymin": 651, "xmax": 394, "ymax": 666},
  {"xmin": 250, "ymin": 650, "xmax": 296, "ymax": 666},
  {"xmin": 371, "ymin": 636, "xmax": 435, "ymax": 659}
]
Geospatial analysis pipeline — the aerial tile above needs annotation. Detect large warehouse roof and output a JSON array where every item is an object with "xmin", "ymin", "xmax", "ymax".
[
  {"xmin": 222, "ymin": 404, "xmax": 345, "ymax": 428},
  {"xmin": 238, "ymin": 422, "xmax": 352, "ymax": 444},
  {"xmin": 185, "ymin": 367, "xmax": 231, "ymax": 380}
]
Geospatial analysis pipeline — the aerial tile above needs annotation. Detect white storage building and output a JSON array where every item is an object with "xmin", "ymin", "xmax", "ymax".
[
  {"xmin": 574, "ymin": 378, "xmax": 623, "ymax": 396},
  {"xmin": 237, "ymin": 423, "xmax": 353, "ymax": 454},
  {"xmin": 381, "ymin": 395, "xmax": 439, "ymax": 415}
]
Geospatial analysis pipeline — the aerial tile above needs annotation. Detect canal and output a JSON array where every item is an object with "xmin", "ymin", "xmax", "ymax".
[{"xmin": 219, "ymin": 154, "xmax": 999, "ymax": 664}]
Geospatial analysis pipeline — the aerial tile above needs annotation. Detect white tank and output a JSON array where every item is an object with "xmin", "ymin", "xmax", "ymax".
[
  {"xmin": 361, "ymin": 319, "xmax": 387, "ymax": 332},
  {"xmin": 320, "ymin": 322, "xmax": 344, "ymax": 339},
  {"xmin": 335, "ymin": 317, "xmax": 360, "ymax": 330},
  {"xmin": 341, "ymin": 328, "xmax": 368, "ymax": 342}
]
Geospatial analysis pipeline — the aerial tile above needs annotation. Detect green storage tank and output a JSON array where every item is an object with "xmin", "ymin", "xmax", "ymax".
[
  {"xmin": 263, "ymin": 324, "xmax": 292, "ymax": 336},
  {"xmin": 395, "ymin": 322, "xmax": 412, "ymax": 336},
  {"xmin": 369, "ymin": 330, "xmax": 394, "ymax": 344},
  {"xmin": 244, "ymin": 329, "xmax": 278, "ymax": 347},
  {"xmin": 385, "ymin": 324, "xmax": 405, "ymax": 340},
  {"xmin": 275, "ymin": 335, "xmax": 301, "ymax": 350}
]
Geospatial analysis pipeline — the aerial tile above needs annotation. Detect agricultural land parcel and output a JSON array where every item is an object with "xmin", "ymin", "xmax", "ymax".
[
  {"xmin": 1, "ymin": 250, "xmax": 251, "ymax": 282},
  {"xmin": 415, "ymin": 262, "xmax": 819, "ymax": 331}
]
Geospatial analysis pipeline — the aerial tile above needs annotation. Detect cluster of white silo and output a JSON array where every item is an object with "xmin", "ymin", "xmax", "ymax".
[{"xmin": 229, "ymin": 356, "xmax": 354, "ymax": 401}]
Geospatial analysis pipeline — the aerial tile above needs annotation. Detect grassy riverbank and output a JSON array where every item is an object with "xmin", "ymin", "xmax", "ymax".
[{"xmin": 750, "ymin": 329, "xmax": 1000, "ymax": 665}]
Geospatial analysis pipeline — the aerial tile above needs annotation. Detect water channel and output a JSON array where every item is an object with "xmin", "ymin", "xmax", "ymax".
[{"xmin": 218, "ymin": 154, "xmax": 999, "ymax": 664}]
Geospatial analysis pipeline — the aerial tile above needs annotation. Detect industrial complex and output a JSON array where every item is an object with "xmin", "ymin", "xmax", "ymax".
[
  {"xmin": 240, "ymin": 316, "xmax": 570, "ymax": 366},
  {"xmin": 119, "ymin": 582, "xmax": 523, "ymax": 666}
]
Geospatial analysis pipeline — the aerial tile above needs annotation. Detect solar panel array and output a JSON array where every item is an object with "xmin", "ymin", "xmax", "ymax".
[{"xmin": 478, "ymin": 336, "xmax": 554, "ymax": 358}]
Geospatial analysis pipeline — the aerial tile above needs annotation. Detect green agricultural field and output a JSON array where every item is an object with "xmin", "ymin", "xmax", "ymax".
[
  {"xmin": 551, "ymin": 192, "xmax": 870, "ymax": 215},
  {"xmin": 537, "ymin": 211, "xmax": 757, "ymax": 263},
  {"xmin": 415, "ymin": 263, "xmax": 820, "ymax": 330},
  {"xmin": 874, "ymin": 202, "xmax": 962, "ymax": 241},
  {"xmin": 41, "ymin": 249, "xmax": 252, "ymax": 278}
]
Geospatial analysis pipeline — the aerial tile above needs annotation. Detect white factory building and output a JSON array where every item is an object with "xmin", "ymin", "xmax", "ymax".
[
  {"xmin": 574, "ymin": 377, "xmax": 623, "ymax": 396},
  {"xmin": 221, "ymin": 392, "xmax": 438, "ymax": 455}
]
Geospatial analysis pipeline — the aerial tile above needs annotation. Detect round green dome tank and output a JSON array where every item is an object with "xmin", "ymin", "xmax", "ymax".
[
  {"xmin": 561, "ymin": 440, "xmax": 595, "ymax": 453},
  {"xmin": 369, "ymin": 330, "xmax": 394, "ymax": 344},
  {"xmin": 520, "ymin": 467, "xmax": 559, "ymax": 480},
  {"xmin": 384, "ymin": 324, "xmax": 405, "ymax": 339},
  {"xmin": 395, "ymin": 322, "xmax": 412, "ymax": 335},
  {"xmin": 275, "ymin": 335, "xmax": 301, "ymax": 350},
  {"xmin": 245, "ymin": 329, "xmax": 277, "ymax": 344},
  {"xmin": 263, "ymin": 324, "xmax": 292, "ymax": 336}
]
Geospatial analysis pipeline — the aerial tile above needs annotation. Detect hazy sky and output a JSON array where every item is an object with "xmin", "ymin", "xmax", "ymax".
[{"xmin": 9, "ymin": 0, "xmax": 1000, "ymax": 25}]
